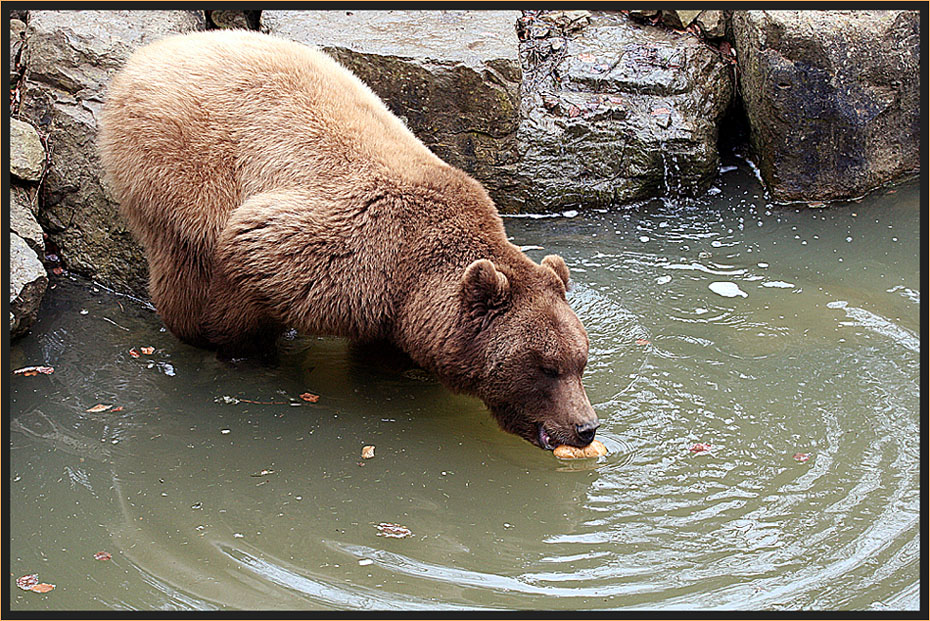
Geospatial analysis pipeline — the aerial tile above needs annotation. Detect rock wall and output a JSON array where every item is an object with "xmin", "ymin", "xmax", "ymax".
[{"xmin": 6, "ymin": 9, "xmax": 921, "ymax": 323}]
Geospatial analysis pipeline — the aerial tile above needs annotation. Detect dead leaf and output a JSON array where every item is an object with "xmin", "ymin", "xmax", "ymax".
[
  {"xmin": 111, "ymin": 406, "xmax": 124, "ymax": 412},
  {"xmin": 86, "ymin": 404, "xmax": 112, "ymax": 413},
  {"xmin": 651, "ymin": 107, "xmax": 671, "ymax": 116},
  {"xmin": 299, "ymin": 392, "xmax": 320, "ymax": 403},
  {"xmin": 690, "ymin": 443, "xmax": 712, "ymax": 453},
  {"xmin": 129, "ymin": 348, "xmax": 140, "ymax": 358},
  {"xmin": 793, "ymin": 453, "xmax": 810, "ymax": 463},
  {"xmin": 30, "ymin": 583, "xmax": 55, "ymax": 593},
  {"xmin": 140, "ymin": 346, "xmax": 155, "ymax": 355},
  {"xmin": 567, "ymin": 105, "xmax": 581, "ymax": 118},
  {"xmin": 376, "ymin": 522, "xmax": 412, "ymax": 538},
  {"xmin": 51, "ymin": 267, "xmax": 64, "ymax": 276},
  {"xmin": 13, "ymin": 366, "xmax": 54, "ymax": 376},
  {"xmin": 93, "ymin": 551, "xmax": 112, "ymax": 561},
  {"xmin": 635, "ymin": 339, "xmax": 651, "ymax": 346},
  {"xmin": 16, "ymin": 574, "xmax": 39, "ymax": 590},
  {"xmin": 361, "ymin": 445, "xmax": 375, "ymax": 459}
]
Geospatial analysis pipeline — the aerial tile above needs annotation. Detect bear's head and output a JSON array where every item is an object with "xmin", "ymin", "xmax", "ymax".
[{"xmin": 458, "ymin": 254, "xmax": 599, "ymax": 449}]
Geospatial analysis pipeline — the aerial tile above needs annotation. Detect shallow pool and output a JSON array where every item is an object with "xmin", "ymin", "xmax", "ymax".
[{"xmin": 8, "ymin": 165, "xmax": 921, "ymax": 611}]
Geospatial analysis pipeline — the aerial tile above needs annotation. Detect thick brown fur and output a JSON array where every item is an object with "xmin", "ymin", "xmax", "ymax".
[{"xmin": 98, "ymin": 30, "xmax": 598, "ymax": 448}]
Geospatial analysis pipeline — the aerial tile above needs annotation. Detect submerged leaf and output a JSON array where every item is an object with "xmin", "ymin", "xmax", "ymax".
[{"xmin": 13, "ymin": 366, "xmax": 54, "ymax": 376}]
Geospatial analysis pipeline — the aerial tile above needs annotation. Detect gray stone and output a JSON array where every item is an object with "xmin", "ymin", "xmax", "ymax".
[
  {"xmin": 661, "ymin": 10, "xmax": 702, "ymax": 30},
  {"xmin": 262, "ymin": 10, "xmax": 523, "ymax": 210},
  {"xmin": 10, "ymin": 185, "xmax": 44, "ymax": 254},
  {"xmin": 10, "ymin": 118, "xmax": 45, "ymax": 181},
  {"xmin": 18, "ymin": 10, "xmax": 205, "ymax": 296},
  {"xmin": 515, "ymin": 12, "xmax": 733, "ymax": 210},
  {"xmin": 10, "ymin": 18, "xmax": 26, "ymax": 81},
  {"xmin": 732, "ymin": 10, "xmax": 920, "ymax": 203},
  {"xmin": 695, "ymin": 10, "xmax": 727, "ymax": 38},
  {"xmin": 10, "ymin": 233, "xmax": 48, "ymax": 339},
  {"xmin": 209, "ymin": 10, "xmax": 253, "ymax": 30}
]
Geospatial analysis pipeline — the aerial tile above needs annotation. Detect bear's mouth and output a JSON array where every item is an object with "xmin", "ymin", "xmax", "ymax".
[{"xmin": 536, "ymin": 423, "xmax": 556, "ymax": 450}]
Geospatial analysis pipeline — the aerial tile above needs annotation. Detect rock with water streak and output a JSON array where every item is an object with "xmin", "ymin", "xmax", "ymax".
[
  {"xmin": 17, "ymin": 10, "xmax": 205, "ymax": 297},
  {"xmin": 732, "ymin": 10, "xmax": 920, "ymax": 203},
  {"xmin": 262, "ymin": 10, "xmax": 523, "ymax": 211},
  {"xmin": 515, "ymin": 11, "xmax": 733, "ymax": 210},
  {"xmin": 10, "ymin": 233, "xmax": 48, "ymax": 339}
]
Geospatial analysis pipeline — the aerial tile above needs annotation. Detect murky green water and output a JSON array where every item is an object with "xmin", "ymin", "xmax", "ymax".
[{"xmin": 8, "ymin": 166, "xmax": 921, "ymax": 611}]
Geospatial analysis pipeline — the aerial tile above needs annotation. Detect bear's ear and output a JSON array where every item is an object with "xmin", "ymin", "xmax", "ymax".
[
  {"xmin": 542, "ymin": 254, "xmax": 570, "ymax": 291},
  {"xmin": 462, "ymin": 259, "xmax": 510, "ymax": 323}
]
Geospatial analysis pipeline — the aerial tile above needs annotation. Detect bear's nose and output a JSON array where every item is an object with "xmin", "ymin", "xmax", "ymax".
[{"xmin": 575, "ymin": 420, "xmax": 599, "ymax": 445}]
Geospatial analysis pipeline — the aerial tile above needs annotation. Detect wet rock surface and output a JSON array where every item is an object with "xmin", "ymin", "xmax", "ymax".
[
  {"xmin": 732, "ymin": 10, "xmax": 920, "ymax": 202},
  {"xmin": 515, "ymin": 11, "xmax": 734, "ymax": 210},
  {"xmin": 17, "ymin": 10, "xmax": 205, "ymax": 297},
  {"xmin": 262, "ymin": 10, "xmax": 523, "ymax": 209},
  {"xmin": 10, "ymin": 185, "xmax": 44, "ymax": 255}
]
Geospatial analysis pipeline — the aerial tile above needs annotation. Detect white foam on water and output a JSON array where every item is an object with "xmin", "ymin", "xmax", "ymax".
[{"xmin": 709, "ymin": 281, "xmax": 748, "ymax": 298}]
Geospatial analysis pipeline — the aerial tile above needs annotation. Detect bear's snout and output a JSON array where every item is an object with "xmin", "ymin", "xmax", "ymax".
[{"xmin": 574, "ymin": 419, "xmax": 600, "ymax": 445}]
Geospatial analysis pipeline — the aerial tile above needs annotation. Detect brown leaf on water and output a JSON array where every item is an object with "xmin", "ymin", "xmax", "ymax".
[
  {"xmin": 129, "ymin": 348, "xmax": 140, "ymax": 358},
  {"xmin": 376, "ymin": 522, "xmax": 412, "ymax": 538},
  {"xmin": 635, "ymin": 339, "xmax": 651, "ymax": 346},
  {"xmin": 299, "ymin": 392, "xmax": 320, "ymax": 403},
  {"xmin": 13, "ymin": 366, "xmax": 54, "ymax": 376},
  {"xmin": 86, "ymin": 404, "xmax": 112, "ymax": 413},
  {"xmin": 793, "ymin": 452, "xmax": 810, "ymax": 463},
  {"xmin": 30, "ymin": 583, "xmax": 55, "ymax": 593},
  {"xmin": 567, "ymin": 105, "xmax": 581, "ymax": 118},
  {"xmin": 93, "ymin": 551, "xmax": 112, "ymax": 561},
  {"xmin": 361, "ymin": 445, "xmax": 375, "ymax": 459},
  {"xmin": 140, "ymin": 346, "xmax": 155, "ymax": 355},
  {"xmin": 690, "ymin": 443, "xmax": 712, "ymax": 453},
  {"xmin": 111, "ymin": 406, "xmax": 124, "ymax": 412},
  {"xmin": 16, "ymin": 574, "xmax": 39, "ymax": 590}
]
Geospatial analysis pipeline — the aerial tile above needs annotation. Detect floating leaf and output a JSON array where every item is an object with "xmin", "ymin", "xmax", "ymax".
[
  {"xmin": 635, "ymin": 339, "xmax": 651, "ymax": 346},
  {"xmin": 361, "ymin": 445, "xmax": 375, "ymax": 459},
  {"xmin": 690, "ymin": 443, "xmax": 712, "ymax": 453},
  {"xmin": 129, "ymin": 348, "xmax": 140, "ymax": 358},
  {"xmin": 16, "ymin": 574, "xmax": 39, "ymax": 590},
  {"xmin": 111, "ymin": 406, "xmax": 124, "ymax": 412},
  {"xmin": 86, "ymin": 404, "xmax": 112, "ymax": 413},
  {"xmin": 140, "ymin": 346, "xmax": 155, "ymax": 355},
  {"xmin": 13, "ymin": 366, "xmax": 54, "ymax": 376},
  {"xmin": 793, "ymin": 452, "xmax": 810, "ymax": 463},
  {"xmin": 93, "ymin": 551, "xmax": 112, "ymax": 561},
  {"xmin": 299, "ymin": 392, "xmax": 320, "ymax": 403},
  {"xmin": 30, "ymin": 583, "xmax": 55, "ymax": 593},
  {"xmin": 376, "ymin": 522, "xmax": 412, "ymax": 539}
]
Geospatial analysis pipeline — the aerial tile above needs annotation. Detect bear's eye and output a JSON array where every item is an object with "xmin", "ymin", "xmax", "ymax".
[{"xmin": 540, "ymin": 366, "xmax": 560, "ymax": 379}]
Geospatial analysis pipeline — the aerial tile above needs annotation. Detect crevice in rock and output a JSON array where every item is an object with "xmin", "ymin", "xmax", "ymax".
[{"xmin": 206, "ymin": 10, "xmax": 261, "ymax": 31}]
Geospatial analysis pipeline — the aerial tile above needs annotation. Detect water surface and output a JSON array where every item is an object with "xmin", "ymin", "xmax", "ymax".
[{"xmin": 8, "ymin": 166, "xmax": 921, "ymax": 611}]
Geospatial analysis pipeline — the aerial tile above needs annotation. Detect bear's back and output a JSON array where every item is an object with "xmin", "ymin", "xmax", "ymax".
[{"xmin": 100, "ymin": 29, "xmax": 444, "ymax": 228}]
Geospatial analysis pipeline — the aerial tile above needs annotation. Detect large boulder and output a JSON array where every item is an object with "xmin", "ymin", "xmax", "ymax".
[
  {"xmin": 732, "ymin": 10, "xmax": 920, "ymax": 203},
  {"xmin": 262, "ymin": 10, "xmax": 524, "ymax": 210},
  {"xmin": 515, "ymin": 11, "xmax": 734, "ymax": 210},
  {"xmin": 10, "ymin": 233, "xmax": 48, "ymax": 339},
  {"xmin": 18, "ymin": 10, "xmax": 205, "ymax": 297}
]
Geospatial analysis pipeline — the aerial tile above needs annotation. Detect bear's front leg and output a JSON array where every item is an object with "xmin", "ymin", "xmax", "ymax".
[{"xmin": 200, "ymin": 267, "xmax": 283, "ymax": 361}]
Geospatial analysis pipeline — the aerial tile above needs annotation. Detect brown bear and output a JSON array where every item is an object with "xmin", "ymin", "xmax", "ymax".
[{"xmin": 98, "ymin": 30, "xmax": 599, "ymax": 450}]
